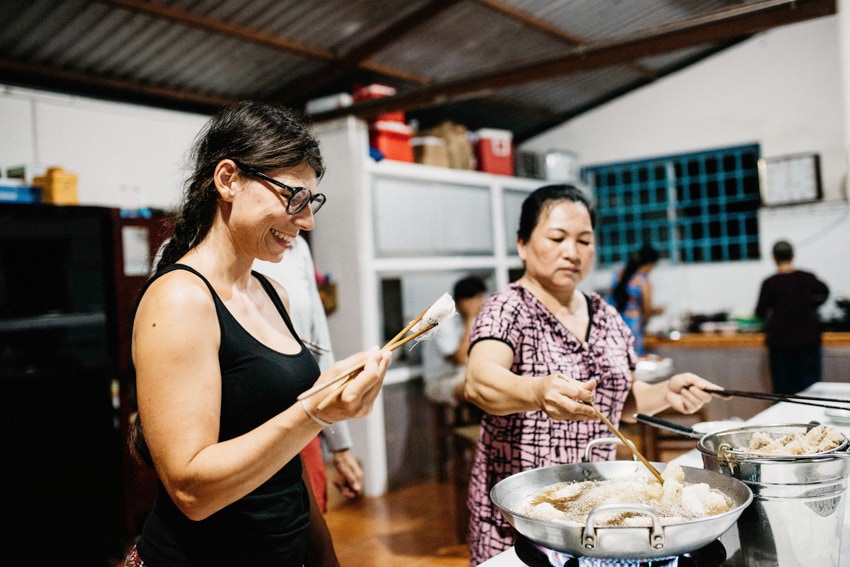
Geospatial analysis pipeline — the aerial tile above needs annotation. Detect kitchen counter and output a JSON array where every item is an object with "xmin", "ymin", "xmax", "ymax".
[
  {"xmin": 642, "ymin": 333, "xmax": 850, "ymax": 422},
  {"xmin": 645, "ymin": 331, "xmax": 850, "ymax": 349},
  {"xmin": 478, "ymin": 381, "xmax": 850, "ymax": 567}
]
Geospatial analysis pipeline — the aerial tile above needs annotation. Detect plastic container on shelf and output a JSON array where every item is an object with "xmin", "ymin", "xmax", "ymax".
[
  {"xmin": 474, "ymin": 128, "xmax": 514, "ymax": 175},
  {"xmin": 369, "ymin": 121, "xmax": 414, "ymax": 162},
  {"xmin": 544, "ymin": 149, "xmax": 580, "ymax": 182},
  {"xmin": 353, "ymin": 84, "xmax": 405, "ymax": 123},
  {"xmin": 33, "ymin": 167, "xmax": 78, "ymax": 204},
  {"xmin": 305, "ymin": 92, "xmax": 353, "ymax": 114},
  {"xmin": 0, "ymin": 178, "xmax": 41, "ymax": 203},
  {"xmin": 411, "ymin": 136, "xmax": 449, "ymax": 168},
  {"xmin": 6, "ymin": 162, "xmax": 49, "ymax": 184}
]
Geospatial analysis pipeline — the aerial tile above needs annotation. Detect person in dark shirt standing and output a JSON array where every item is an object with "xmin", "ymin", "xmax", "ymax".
[{"xmin": 755, "ymin": 240, "xmax": 829, "ymax": 395}]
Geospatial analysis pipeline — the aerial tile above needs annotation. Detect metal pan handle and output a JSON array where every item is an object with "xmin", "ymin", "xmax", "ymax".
[
  {"xmin": 583, "ymin": 503, "xmax": 665, "ymax": 550},
  {"xmin": 583, "ymin": 436, "xmax": 639, "ymax": 462}
]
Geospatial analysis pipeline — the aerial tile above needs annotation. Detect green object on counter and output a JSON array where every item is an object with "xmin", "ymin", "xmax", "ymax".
[{"xmin": 732, "ymin": 316, "xmax": 763, "ymax": 333}]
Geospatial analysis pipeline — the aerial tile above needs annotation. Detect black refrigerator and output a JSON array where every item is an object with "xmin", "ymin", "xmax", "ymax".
[{"xmin": 0, "ymin": 203, "xmax": 167, "ymax": 566}]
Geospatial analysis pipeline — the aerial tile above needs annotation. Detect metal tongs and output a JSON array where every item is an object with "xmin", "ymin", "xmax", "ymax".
[{"xmin": 633, "ymin": 413, "xmax": 704, "ymax": 439}]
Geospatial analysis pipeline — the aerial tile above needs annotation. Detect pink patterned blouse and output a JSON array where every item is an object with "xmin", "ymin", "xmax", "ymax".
[{"xmin": 466, "ymin": 283, "xmax": 636, "ymax": 566}]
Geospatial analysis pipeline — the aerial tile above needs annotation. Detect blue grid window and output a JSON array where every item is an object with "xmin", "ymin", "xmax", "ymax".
[{"xmin": 583, "ymin": 144, "xmax": 761, "ymax": 266}]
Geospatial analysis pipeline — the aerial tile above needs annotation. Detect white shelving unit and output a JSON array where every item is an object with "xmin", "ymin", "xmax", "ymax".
[{"xmin": 310, "ymin": 117, "xmax": 541, "ymax": 495}]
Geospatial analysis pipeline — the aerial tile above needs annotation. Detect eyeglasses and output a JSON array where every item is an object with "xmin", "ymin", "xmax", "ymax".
[{"xmin": 236, "ymin": 163, "xmax": 326, "ymax": 215}]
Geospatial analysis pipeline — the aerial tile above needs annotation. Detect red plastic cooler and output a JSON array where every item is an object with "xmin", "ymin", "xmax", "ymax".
[{"xmin": 475, "ymin": 128, "xmax": 514, "ymax": 175}]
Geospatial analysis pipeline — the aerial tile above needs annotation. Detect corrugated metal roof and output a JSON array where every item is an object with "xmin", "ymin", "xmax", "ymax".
[{"xmin": 0, "ymin": 0, "xmax": 837, "ymax": 141}]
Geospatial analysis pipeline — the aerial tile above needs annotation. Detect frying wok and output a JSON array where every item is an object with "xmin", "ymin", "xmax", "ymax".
[{"xmin": 490, "ymin": 460, "xmax": 753, "ymax": 559}]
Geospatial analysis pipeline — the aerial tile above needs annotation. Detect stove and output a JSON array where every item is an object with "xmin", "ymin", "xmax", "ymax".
[{"xmin": 514, "ymin": 534, "xmax": 727, "ymax": 567}]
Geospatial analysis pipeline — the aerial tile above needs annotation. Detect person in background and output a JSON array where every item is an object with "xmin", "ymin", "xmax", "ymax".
[
  {"xmin": 422, "ymin": 275, "xmax": 487, "ymax": 407},
  {"xmin": 607, "ymin": 243, "xmax": 664, "ymax": 355},
  {"xmin": 463, "ymin": 184, "xmax": 723, "ymax": 565},
  {"xmin": 254, "ymin": 235, "xmax": 364, "ymax": 511},
  {"xmin": 755, "ymin": 239, "xmax": 830, "ymax": 395},
  {"xmin": 126, "ymin": 101, "xmax": 390, "ymax": 567}
]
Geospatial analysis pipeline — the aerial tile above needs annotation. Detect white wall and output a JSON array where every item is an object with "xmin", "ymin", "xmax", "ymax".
[
  {"xmin": 0, "ymin": 86, "xmax": 208, "ymax": 210},
  {"xmin": 521, "ymin": 15, "xmax": 850, "ymax": 326}
]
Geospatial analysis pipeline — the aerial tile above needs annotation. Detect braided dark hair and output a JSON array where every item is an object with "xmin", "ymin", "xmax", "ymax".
[{"xmin": 156, "ymin": 101, "xmax": 325, "ymax": 271}]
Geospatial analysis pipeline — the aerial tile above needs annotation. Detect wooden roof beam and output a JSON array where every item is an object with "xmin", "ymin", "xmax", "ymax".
[{"xmin": 311, "ymin": 0, "xmax": 836, "ymax": 121}]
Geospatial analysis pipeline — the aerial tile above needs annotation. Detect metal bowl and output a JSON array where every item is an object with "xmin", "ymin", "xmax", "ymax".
[
  {"xmin": 697, "ymin": 422, "xmax": 850, "ymax": 566},
  {"xmin": 697, "ymin": 422, "xmax": 849, "ymax": 464},
  {"xmin": 490, "ymin": 460, "xmax": 752, "ymax": 559}
]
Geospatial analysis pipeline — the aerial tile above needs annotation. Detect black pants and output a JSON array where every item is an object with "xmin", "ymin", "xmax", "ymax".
[{"xmin": 768, "ymin": 345, "xmax": 822, "ymax": 395}]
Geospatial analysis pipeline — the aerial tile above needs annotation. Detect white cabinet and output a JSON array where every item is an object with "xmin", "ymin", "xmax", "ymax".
[
  {"xmin": 373, "ymin": 176, "xmax": 494, "ymax": 257},
  {"xmin": 310, "ymin": 117, "xmax": 541, "ymax": 495}
]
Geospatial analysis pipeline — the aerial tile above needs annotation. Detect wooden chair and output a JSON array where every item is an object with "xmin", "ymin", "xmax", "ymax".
[
  {"xmin": 451, "ymin": 424, "xmax": 480, "ymax": 543},
  {"xmin": 429, "ymin": 401, "xmax": 482, "ymax": 483}
]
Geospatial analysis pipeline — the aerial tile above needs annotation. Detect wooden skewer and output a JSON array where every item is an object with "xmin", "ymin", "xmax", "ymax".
[
  {"xmin": 589, "ymin": 403, "xmax": 665, "ymax": 485},
  {"xmin": 297, "ymin": 306, "xmax": 432, "ymax": 402}
]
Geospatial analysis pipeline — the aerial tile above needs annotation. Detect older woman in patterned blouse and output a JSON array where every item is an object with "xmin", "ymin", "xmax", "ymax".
[{"xmin": 462, "ymin": 184, "xmax": 722, "ymax": 566}]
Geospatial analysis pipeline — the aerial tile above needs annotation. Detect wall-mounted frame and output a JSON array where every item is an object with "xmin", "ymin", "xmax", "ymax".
[{"xmin": 758, "ymin": 153, "xmax": 822, "ymax": 207}]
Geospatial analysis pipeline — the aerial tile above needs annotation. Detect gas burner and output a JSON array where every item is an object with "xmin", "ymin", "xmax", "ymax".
[{"xmin": 514, "ymin": 534, "xmax": 727, "ymax": 567}]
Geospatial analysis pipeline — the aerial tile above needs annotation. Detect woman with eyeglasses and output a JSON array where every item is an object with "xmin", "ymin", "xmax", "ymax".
[{"xmin": 125, "ymin": 101, "xmax": 390, "ymax": 567}]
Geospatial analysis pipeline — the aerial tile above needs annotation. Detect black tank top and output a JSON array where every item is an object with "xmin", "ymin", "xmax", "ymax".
[{"xmin": 135, "ymin": 264, "xmax": 321, "ymax": 566}]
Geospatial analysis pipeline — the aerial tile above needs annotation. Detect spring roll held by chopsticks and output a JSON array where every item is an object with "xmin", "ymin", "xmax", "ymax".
[
  {"xmin": 409, "ymin": 292, "xmax": 457, "ymax": 341},
  {"xmin": 313, "ymin": 293, "xmax": 457, "ymax": 410},
  {"xmin": 298, "ymin": 293, "xmax": 457, "ymax": 409}
]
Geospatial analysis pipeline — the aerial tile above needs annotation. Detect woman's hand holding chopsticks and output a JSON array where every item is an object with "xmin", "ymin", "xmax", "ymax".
[
  {"xmin": 679, "ymin": 383, "xmax": 848, "ymax": 411},
  {"xmin": 299, "ymin": 347, "xmax": 392, "ymax": 426},
  {"xmin": 296, "ymin": 306, "xmax": 427, "ymax": 406},
  {"xmin": 299, "ymin": 293, "xmax": 457, "ymax": 412},
  {"xmin": 663, "ymin": 373, "xmax": 725, "ymax": 414}
]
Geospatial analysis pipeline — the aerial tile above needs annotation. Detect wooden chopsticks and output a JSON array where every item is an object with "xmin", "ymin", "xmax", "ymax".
[
  {"xmin": 298, "ymin": 298, "xmax": 452, "ymax": 411},
  {"xmin": 589, "ymin": 403, "xmax": 666, "ymax": 484},
  {"xmin": 314, "ymin": 322, "xmax": 439, "ymax": 410},
  {"xmin": 297, "ymin": 305, "xmax": 427, "ymax": 402},
  {"xmin": 705, "ymin": 388, "xmax": 850, "ymax": 412}
]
